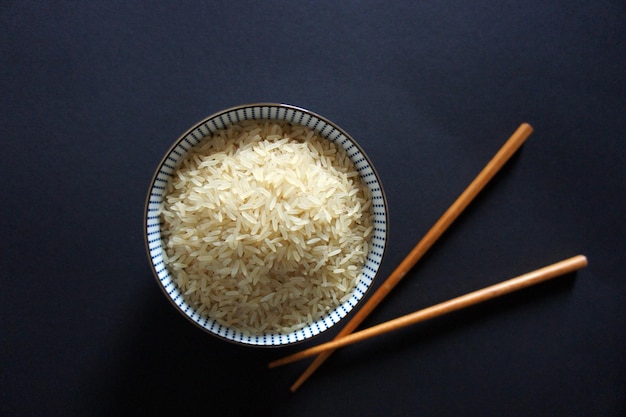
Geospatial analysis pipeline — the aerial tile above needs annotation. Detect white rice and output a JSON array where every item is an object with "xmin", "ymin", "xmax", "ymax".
[{"xmin": 159, "ymin": 120, "xmax": 373, "ymax": 335}]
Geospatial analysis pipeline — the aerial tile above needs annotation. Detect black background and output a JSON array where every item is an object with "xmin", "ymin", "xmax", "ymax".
[{"xmin": 2, "ymin": 1, "xmax": 625, "ymax": 416}]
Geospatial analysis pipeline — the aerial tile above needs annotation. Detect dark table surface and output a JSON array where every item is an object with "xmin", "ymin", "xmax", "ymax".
[{"xmin": 2, "ymin": 1, "xmax": 625, "ymax": 416}]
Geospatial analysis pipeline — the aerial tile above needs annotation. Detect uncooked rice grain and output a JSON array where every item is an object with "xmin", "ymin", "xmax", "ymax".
[{"xmin": 160, "ymin": 120, "xmax": 373, "ymax": 335}]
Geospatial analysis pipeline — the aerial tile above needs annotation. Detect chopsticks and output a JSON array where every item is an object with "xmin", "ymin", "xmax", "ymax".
[
  {"xmin": 269, "ymin": 254, "xmax": 588, "ymax": 368},
  {"xmin": 272, "ymin": 123, "xmax": 534, "ymax": 392}
]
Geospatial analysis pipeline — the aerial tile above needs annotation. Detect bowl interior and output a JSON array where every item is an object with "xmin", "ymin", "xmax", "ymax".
[{"xmin": 145, "ymin": 103, "xmax": 387, "ymax": 346}]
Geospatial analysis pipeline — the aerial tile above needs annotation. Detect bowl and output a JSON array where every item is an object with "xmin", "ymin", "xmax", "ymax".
[{"xmin": 144, "ymin": 103, "xmax": 388, "ymax": 346}]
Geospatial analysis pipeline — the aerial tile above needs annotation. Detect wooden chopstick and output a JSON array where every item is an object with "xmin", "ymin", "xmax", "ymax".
[
  {"xmin": 269, "ymin": 255, "xmax": 588, "ymax": 368},
  {"xmin": 276, "ymin": 123, "xmax": 534, "ymax": 392}
]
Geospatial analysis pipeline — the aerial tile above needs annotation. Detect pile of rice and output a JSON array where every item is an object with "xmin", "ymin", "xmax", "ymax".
[{"xmin": 159, "ymin": 120, "xmax": 373, "ymax": 335}]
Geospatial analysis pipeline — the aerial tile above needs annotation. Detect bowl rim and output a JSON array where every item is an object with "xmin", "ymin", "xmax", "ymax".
[{"xmin": 144, "ymin": 102, "xmax": 389, "ymax": 347}]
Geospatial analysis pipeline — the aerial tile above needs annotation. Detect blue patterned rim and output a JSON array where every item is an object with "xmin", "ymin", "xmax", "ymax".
[{"xmin": 144, "ymin": 103, "xmax": 388, "ymax": 346}]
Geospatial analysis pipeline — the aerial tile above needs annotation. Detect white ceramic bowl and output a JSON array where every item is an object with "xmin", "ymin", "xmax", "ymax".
[{"xmin": 144, "ymin": 103, "xmax": 388, "ymax": 346}]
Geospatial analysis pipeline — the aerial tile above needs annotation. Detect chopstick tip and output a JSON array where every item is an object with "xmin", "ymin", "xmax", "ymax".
[
  {"xmin": 576, "ymin": 254, "xmax": 588, "ymax": 267},
  {"xmin": 268, "ymin": 359, "xmax": 280, "ymax": 369},
  {"xmin": 519, "ymin": 122, "xmax": 534, "ymax": 135}
]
